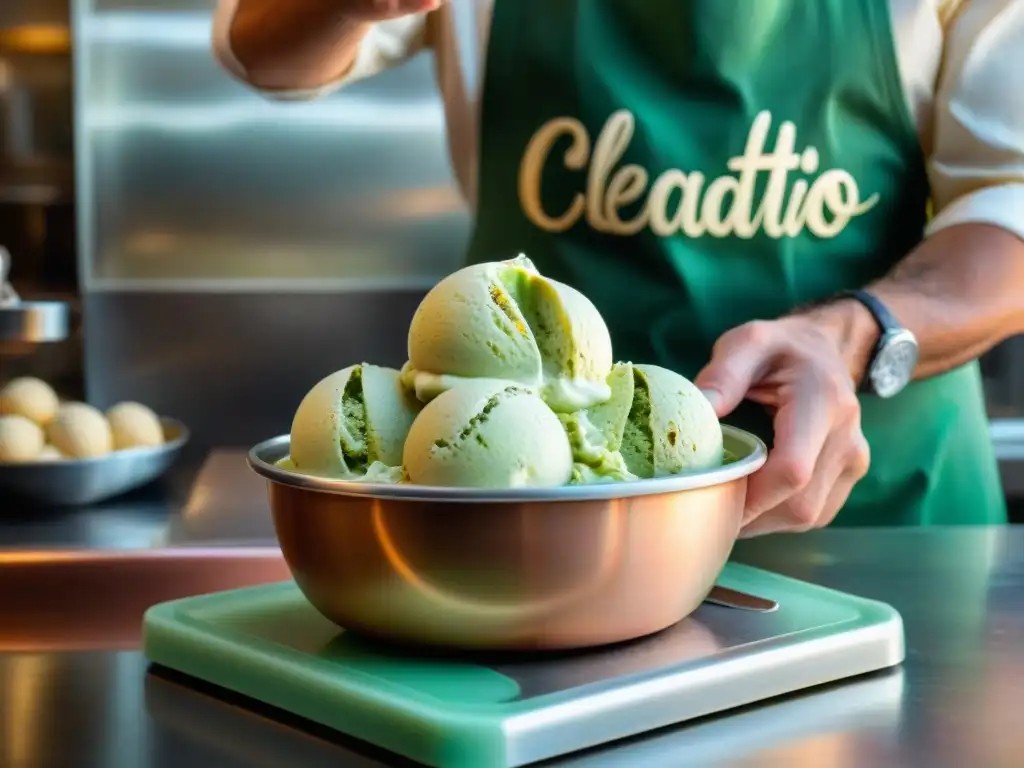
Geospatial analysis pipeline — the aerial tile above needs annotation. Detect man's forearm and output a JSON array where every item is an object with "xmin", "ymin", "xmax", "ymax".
[
  {"xmin": 811, "ymin": 223, "xmax": 1024, "ymax": 384},
  {"xmin": 229, "ymin": 0, "xmax": 370, "ymax": 91}
]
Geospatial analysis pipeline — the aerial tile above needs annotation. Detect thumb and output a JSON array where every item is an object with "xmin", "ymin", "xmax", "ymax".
[{"xmin": 694, "ymin": 329, "xmax": 775, "ymax": 418}]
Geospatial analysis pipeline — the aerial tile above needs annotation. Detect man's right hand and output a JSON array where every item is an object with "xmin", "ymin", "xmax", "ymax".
[
  {"xmin": 222, "ymin": 0, "xmax": 440, "ymax": 91},
  {"xmin": 342, "ymin": 0, "xmax": 440, "ymax": 21}
]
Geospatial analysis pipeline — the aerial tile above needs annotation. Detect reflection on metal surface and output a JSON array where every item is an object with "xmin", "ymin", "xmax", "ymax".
[
  {"xmin": 145, "ymin": 671, "xmax": 395, "ymax": 768},
  {"xmin": 704, "ymin": 584, "xmax": 779, "ymax": 612},
  {"xmin": 102, "ymin": 651, "xmax": 150, "ymax": 768},
  {"xmin": 557, "ymin": 670, "xmax": 904, "ymax": 767},
  {"xmin": 267, "ymin": 474, "xmax": 746, "ymax": 650},
  {"xmin": 0, "ymin": 548, "xmax": 289, "ymax": 651},
  {"xmin": 371, "ymin": 497, "xmax": 627, "ymax": 620},
  {"xmin": 990, "ymin": 418, "xmax": 1024, "ymax": 498},
  {"xmin": 2, "ymin": 654, "xmax": 52, "ymax": 768},
  {"xmin": 488, "ymin": 618, "xmax": 726, "ymax": 700},
  {"xmin": 161, "ymin": 449, "xmax": 276, "ymax": 545},
  {"xmin": 85, "ymin": 97, "xmax": 445, "ymax": 133}
]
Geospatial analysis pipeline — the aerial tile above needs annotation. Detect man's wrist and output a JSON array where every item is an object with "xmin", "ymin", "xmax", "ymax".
[{"xmin": 800, "ymin": 298, "xmax": 880, "ymax": 387}]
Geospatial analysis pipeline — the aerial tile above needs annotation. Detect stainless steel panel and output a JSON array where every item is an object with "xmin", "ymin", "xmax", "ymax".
[
  {"xmin": 73, "ymin": 1, "xmax": 474, "ymax": 455},
  {"xmin": 82, "ymin": 290, "xmax": 421, "ymax": 455},
  {"xmin": 74, "ymin": 0, "xmax": 471, "ymax": 289}
]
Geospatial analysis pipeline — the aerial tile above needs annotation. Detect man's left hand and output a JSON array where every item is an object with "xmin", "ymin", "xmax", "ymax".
[{"xmin": 694, "ymin": 313, "xmax": 873, "ymax": 537}]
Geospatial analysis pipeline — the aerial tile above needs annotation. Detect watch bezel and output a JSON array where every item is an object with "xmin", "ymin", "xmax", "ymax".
[{"xmin": 867, "ymin": 328, "xmax": 919, "ymax": 398}]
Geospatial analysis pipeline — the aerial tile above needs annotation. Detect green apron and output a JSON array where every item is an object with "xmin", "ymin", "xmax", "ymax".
[{"xmin": 465, "ymin": 0, "xmax": 1005, "ymax": 526}]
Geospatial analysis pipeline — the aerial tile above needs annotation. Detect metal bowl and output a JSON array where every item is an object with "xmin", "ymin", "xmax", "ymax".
[
  {"xmin": 248, "ymin": 425, "xmax": 767, "ymax": 651},
  {"xmin": 0, "ymin": 300, "xmax": 70, "ymax": 344},
  {"xmin": 0, "ymin": 418, "xmax": 189, "ymax": 507}
]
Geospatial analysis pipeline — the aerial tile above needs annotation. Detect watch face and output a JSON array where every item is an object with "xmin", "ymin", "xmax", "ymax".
[{"xmin": 870, "ymin": 334, "xmax": 919, "ymax": 398}]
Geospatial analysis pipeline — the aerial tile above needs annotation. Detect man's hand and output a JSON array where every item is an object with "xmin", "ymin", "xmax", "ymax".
[
  {"xmin": 343, "ymin": 0, "xmax": 441, "ymax": 21},
  {"xmin": 694, "ymin": 312, "xmax": 875, "ymax": 537},
  {"xmin": 226, "ymin": 0, "xmax": 441, "ymax": 91}
]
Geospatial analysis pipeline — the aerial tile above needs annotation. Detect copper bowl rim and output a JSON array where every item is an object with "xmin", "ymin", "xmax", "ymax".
[{"xmin": 247, "ymin": 425, "xmax": 767, "ymax": 504}]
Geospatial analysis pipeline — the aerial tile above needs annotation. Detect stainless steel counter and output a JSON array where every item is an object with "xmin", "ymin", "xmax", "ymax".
[
  {"xmin": 1, "ymin": 442, "xmax": 1023, "ymax": 561},
  {"xmin": 1, "ymin": 523, "xmax": 1021, "ymax": 767}
]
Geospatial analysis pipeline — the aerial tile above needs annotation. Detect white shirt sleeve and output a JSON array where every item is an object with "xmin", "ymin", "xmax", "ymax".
[
  {"xmin": 925, "ymin": 0, "xmax": 1024, "ymax": 241},
  {"xmin": 211, "ymin": 0, "xmax": 430, "ymax": 100}
]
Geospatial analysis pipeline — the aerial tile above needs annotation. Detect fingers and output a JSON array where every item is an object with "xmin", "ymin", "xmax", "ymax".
[
  {"xmin": 695, "ymin": 321, "xmax": 779, "ymax": 418},
  {"xmin": 350, "ymin": 0, "xmax": 440, "ymax": 21},
  {"xmin": 740, "ymin": 411, "xmax": 870, "ymax": 538},
  {"xmin": 702, "ymin": 316, "xmax": 871, "ymax": 538},
  {"xmin": 743, "ymin": 372, "xmax": 833, "ymax": 518},
  {"xmin": 818, "ymin": 424, "xmax": 870, "ymax": 523}
]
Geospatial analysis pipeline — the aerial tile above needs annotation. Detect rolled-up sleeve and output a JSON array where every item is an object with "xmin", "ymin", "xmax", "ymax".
[
  {"xmin": 212, "ymin": 0, "xmax": 429, "ymax": 100},
  {"xmin": 926, "ymin": 0, "xmax": 1024, "ymax": 241}
]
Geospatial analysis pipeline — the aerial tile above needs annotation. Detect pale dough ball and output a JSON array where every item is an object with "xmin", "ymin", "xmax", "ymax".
[
  {"xmin": 106, "ymin": 401, "xmax": 164, "ymax": 450},
  {"xmin": 47, "ymin": 402, "xmax": 113, "ymax": 459},
  {"xmin": 0, "ymin": 414, "xmax": 45, "ymax": 462},
  {"xmin": 0, "ymin": 377, "xmax": 59, "ymax": 426},
  {"xmin": 36, "ymin": 445, "xmax": 64, "ymax": 461}
]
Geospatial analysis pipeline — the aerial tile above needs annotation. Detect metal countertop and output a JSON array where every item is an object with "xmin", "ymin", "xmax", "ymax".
[
  {"xmin": 1, "ymin": 516, "xmax": 1022, "ymax": 766},
  {"xmin": 1, "ymin": 443, "xmax": 1023, "ymax": 553}
]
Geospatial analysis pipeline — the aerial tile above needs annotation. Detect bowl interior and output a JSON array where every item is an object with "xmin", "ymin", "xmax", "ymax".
[{"xmin": 248, "ymin": 425, "xmax": 767, "ymax": 503}]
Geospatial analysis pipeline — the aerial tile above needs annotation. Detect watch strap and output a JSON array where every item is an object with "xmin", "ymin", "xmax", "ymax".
[
  {"xmin": 835, "ymin": 289, "xmax": 900, "ymax": 334},
  {"xmin": 834, "ymin": 289, "xmax": 895, "ymax": 395}
]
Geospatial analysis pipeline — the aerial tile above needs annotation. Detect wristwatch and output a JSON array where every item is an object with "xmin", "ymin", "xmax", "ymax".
[{"xmin": 836, "ymin": 289, "xmax": 918, "ymax": 398}]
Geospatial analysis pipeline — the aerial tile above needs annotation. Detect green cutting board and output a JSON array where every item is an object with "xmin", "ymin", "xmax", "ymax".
[{"xmin": 142, "ymin": 562, "xmax": 903, "ymax": 768}]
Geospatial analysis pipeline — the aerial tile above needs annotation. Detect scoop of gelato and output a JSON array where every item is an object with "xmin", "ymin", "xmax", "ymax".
[
  {"xmin": 107, "ymin": 401, "xmax": 165, "ymax": 449},
  {"xmin": 0, "ymin": 414, "xmax": 45, "ymax": 462},
  {"xmin": 290, "ymin": 363, "xmax": 420, "ymax": 479},
  {"xmin": 403, "ymin": 256, "xmax": 613, "ymax": 412},
  {"xmin": 560, "ymin": 363, "xmax": 638, "ymax": 483},
  {"xmin": 620, "ymin": 364, "xmax": 723, "ymax": 476},
  {"xmin": 561, "ymin": 362, "xmax": 723, "ymax": 480},
  {"xmin": 36, "ymin": 445, "xmax": 64, "ymax": 461},
  {"xmin": 0, "ymin": 377, "xmax": 59, "ymax": 426},
  {"xmin": 46, "ymin": 402, "xmax": 114, "ymax": 459},
  {"xmin": 403, "ymin": 380, "xmax": 573, "ymax": 488}
]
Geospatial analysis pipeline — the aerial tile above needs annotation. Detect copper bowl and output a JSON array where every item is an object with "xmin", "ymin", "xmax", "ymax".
[{"xmin": 247, "ymin": 425, "xmax": 767, "ymax": 651}]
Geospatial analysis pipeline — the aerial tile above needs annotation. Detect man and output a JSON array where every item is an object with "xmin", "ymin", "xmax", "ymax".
[{"xmin": 213, "ymin": 0, "xmax": 1024, "ymax": 535}]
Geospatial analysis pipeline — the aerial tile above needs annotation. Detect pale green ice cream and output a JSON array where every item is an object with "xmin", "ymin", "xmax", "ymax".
[
  {"xmin": 559, "ymin": 363, "xmax": 638, "ymax": 483},
  {"xmin": 403, "ymin": 380, "xmax": 573, "ymax": 488},
  {"xmin": 289, "ymin": 363, "xmax": 420, "ymax": 480},
  {"xmin": 402, "ymin": 256, "xmax": 613, "ymax": 413},
  {"xmin": 282, "ymin": 259, "xmax": 724, "ymax": 488},
  {"xmin": 560, "ymin": 362, "xmax": 723, "ymax": 481},
  {"xmin": 620, "ymin": 364, "xmax": 724, "ymax": 477}
]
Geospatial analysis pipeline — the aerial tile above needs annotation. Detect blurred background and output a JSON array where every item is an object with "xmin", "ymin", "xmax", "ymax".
[{"xmin": 3, "ymin": 0, "xmax": 1024, "ymax": 522}]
